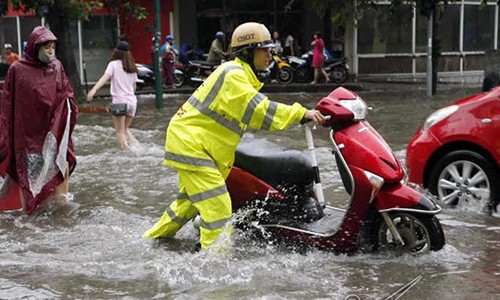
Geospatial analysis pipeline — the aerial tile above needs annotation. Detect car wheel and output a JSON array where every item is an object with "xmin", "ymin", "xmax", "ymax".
[{"xmin": 428, "ymin": 150, "xmax": 500, "ymax": 212}]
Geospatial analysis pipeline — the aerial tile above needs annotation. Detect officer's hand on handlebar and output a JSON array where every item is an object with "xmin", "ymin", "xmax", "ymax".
[{"xmin": 304, "ymin": 110, "xmax": 326, "ymax": 125}]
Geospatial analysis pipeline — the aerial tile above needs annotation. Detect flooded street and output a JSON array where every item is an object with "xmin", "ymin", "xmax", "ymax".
[{"xmin": 1, "ymin": 83, "xmax": 499, "ymax": 299}]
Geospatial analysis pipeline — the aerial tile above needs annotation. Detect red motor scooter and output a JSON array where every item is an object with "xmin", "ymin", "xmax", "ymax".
[{"xmin": 224, "ymin": 87, "xmax": 445, "ymax": 254}]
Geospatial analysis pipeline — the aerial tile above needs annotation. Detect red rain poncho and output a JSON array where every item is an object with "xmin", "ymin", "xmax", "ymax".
[{"xmin": 0, "ymin": 26, "xmax": 78, "ymax": 214}]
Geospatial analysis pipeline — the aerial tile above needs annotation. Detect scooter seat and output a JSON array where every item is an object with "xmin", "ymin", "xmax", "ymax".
[
  {"xmin": 234, "ymin": 140, "xmax": 315, "ymax": 187},
  {"xmin": 189, "ymin": 60, "xmax": 218, "ymax": 67}
]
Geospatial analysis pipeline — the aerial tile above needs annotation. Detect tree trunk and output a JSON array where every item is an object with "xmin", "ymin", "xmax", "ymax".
[
  {"xmin": 431, "ymin": 9, "xmax": 440, "ymax": 95},
  {"xmin": 322, "ymin": 5, "xmax": 332, "ymax": 53},
  {"xmin": 45, "ymin": 4, "xmax": 84, "ymax": 100}
]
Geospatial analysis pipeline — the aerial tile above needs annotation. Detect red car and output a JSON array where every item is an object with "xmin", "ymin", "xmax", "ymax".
[{"xmin": 406, "ymin": 87, "xmax": 500, "ymax": 214}]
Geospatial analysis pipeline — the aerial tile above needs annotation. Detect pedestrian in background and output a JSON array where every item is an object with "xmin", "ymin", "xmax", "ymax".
[
  {"xmin": 283, "ymin": 33, "xmax": 295, "ymax": 56},
  {"xmin": 3, "ymin": 44, "xmax": 20, "ymax": 65},
  {"xmin": 161, "ymin": 35, "xmax": 178, "ymax": 89},
  {"xmin": 272, "ymin": 31, "xmax": 283, "ymax": 55},
  {"xmin": 310, "ymin": 31, "xmax": 330, "ymax": 85},
  {"xmin": 0, "ymin": 26, "xmax": 78, "ymax": 215},
  {"xmin": 207, "ymin": 31, "xmax": 228, "ymax": 64},
  {"xmin": 86, "ymin": 41, "xmax": 139, "ymax": 151},
  {"xmin": 179, "ymin": 40, "xmax": 195, "ymax": 65}
]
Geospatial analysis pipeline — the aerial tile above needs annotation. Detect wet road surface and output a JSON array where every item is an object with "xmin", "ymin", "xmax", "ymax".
[{"xmin": 1, "ymin": 83, "xmax": 499, "ymax": 299}]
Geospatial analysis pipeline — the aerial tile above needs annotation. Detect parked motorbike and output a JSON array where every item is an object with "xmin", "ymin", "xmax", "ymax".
[
  {"xmin": 136, "ymin": 63, "xmax": 184, "ymax": 89},
  {"xmin": 184, "ymin": 60, "xmax": 220, "ymax": 87},
  {"xmin": 257, "ymin": 51, "xmax": 294, "ymax": 84},
  {"xmin": 291, "ymin": 51, "xmax": 349, "ymax": 84},
  {"xmin": 220, "ymin": 87, "xmax": 445, "ymax": 254}
]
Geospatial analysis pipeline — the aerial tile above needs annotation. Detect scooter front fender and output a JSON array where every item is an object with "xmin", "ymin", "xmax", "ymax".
[
  {"xmin": 376, "ymin": 184, "xmax": 441, "ymax": 214},
  {"xmin": 277, "ymin": 60, "xmax": 291, "ymax": 69}
]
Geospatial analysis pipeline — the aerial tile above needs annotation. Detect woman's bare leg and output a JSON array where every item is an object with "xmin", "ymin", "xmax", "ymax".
[
  {"xmin": 19, "ymin": 188, "xmax": 26, "ymax": 213},
  {"xmin": 33, "ymin": 162, "xmax": 71, "ymax": 214},
  {"xmin": 54, "ymin": 162, "xmax": 70, "ymax": 195},
  {"xmin": 112, "ymin": 115, "xmax": 128, "ymax": 150},
  {"xmin": 321, "ymin": 68, "xmax": 330, "ymax": 83},
  {"xmin": 311, "ymin": 68, "xmax": 319, "ymax": 84},
  {"xmin": 124, "ymin": 115, "xmax": 137, "ymax": 144}
]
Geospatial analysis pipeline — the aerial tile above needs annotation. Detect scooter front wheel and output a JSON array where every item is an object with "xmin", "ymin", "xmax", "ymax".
[
  {"xmin": 375, "ymin": 212, "xmax": 445, "ymax": 253},
  {"xmin": 276, "ymin": 67, "xmax": 294, "ymax": 84},
  {"xmin": 174, "ymin": 73, "xmax": 184, "ymax": 88}
]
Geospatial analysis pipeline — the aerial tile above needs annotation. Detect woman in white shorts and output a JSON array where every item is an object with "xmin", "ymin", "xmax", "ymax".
[{"xmin": 86, "ymin": 41, "xmax": 139, "ymax": 150}]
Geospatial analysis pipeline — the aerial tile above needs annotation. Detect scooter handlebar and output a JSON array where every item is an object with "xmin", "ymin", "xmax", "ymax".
[{"xmin": 300, "ymin": 115, "xmax": 331, "ymax": 125}]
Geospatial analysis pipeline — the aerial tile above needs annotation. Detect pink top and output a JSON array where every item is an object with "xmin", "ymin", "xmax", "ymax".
[
  {"xmin": 105, "ymin": 60, "xmax": 138, "ymax": 105},
  {"xmin": 312, "ymin": 38, "xmax": 324, "ymax": 68}
]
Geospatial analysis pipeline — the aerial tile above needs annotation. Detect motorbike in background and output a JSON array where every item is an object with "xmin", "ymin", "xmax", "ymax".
[
  {"xmin": 257, "ymin": 51, "xmax": 294, "ymax": 84},
  {"xmin": 291, "ymin": 51, "xmax": 349, "ymax": 84},
  {"xmin": 136, "ymin": 63, "xmax": 184, "ymax": 90},
  {"xmin": 184, "ymin": 60, "xmax": 220, "ymax": 87},
  {"xmin": 215, "ymin": 87, "xmax": 445, "ymax": 254}
]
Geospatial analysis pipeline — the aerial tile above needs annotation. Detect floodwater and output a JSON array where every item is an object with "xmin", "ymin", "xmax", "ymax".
[{"xmin": 1, "ymin": 83, "xmax": 499, "ymax": 300}]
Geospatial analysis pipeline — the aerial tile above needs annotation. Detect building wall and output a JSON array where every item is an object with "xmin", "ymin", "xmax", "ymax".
[
  {"xmin": 353, "ymin": 1, "xmax": 499, "ymax": 79},
  {"xmin": 175, "ymin": 0, "xmax": 197, "ymax": 47},
  {"xmin": 123, "ymin": 0, "xmax": 174, "ymax": 65},
  {"xmin": 4, "ymin": 1, "xmax": 496, "ymax": 82},
  {"xmin": 175, "ymin": 0, "xmax": 323, "ymax": 58},
  {"xmin": 0, "ymin": 1, "xmax": 174, "ymax": 81}
]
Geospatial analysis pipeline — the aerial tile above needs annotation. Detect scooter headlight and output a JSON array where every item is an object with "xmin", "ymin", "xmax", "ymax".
[
  {"xmin": 422, "ymin": 105, "xmax": 458, "ymax": 131},
  {"xmin": 339, "ymin": 98, "xmax": 367, "ymax": 120}
]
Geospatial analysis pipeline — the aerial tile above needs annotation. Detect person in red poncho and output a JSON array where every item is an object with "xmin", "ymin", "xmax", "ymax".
[{"xmin": 0, "ymin": 26, "xmax": 78, "ymax": 215}]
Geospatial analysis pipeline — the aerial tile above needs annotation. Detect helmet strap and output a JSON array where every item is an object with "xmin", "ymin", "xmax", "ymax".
[{"xmin": 236, "ymin": 48, "xmax": 263, "ymax": 81}]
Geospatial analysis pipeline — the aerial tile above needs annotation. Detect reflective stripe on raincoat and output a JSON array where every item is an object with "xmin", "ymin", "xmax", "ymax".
[{"xmin": 164, "ymin": 57, "xmax": 307, "ymax": 173}]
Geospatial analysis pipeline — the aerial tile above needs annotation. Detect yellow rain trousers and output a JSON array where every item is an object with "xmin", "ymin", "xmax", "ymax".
[{"xmin": 143, "ymin": 57, "xmax": 307, "ymax": 249}]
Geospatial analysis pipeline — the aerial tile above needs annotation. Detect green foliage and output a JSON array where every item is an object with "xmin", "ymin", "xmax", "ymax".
[
  {"xmin": 286, "ymin": 0, "xmax": 463, "ymax": 26},
  {"xmin": 123, "ymin": 1, "xmax": 147, "ymax": 20},
  {"xmin": 6, "ymin": 0, "xmax": 147, "ymax": 22},
  {"xmin": 8, "ymin": 0, "xmax": 102, "ymax": 20},
  {"xmin": 0, "ymin": 0, "xmax": 8, "ymax": 15}
]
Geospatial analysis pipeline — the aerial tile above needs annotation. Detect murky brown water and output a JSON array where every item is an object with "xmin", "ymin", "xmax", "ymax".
[{"xmin": 1, "ymin": 83, "xmax": 499, "ymax": 299}]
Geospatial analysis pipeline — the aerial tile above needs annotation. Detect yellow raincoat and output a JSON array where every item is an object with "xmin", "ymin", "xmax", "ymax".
[{"xmin": 143, "ymin": 57, "xmax": 307, "ymax": 249}]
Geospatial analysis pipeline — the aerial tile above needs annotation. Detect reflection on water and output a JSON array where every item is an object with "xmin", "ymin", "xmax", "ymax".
[{"xmin": 1, "ymin": 87, "xmax": 500, "ymax": 299}]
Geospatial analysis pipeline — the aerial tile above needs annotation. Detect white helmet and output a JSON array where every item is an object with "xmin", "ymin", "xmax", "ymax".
[{"xmin": 231, "ymin": 22, "xmax": 274, "ymax": 53}]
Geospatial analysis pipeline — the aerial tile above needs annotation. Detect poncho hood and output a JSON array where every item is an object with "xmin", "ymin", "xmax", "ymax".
[{"xmin": 24, "ymin": 26, "xmax": 58, "ymax": 63}]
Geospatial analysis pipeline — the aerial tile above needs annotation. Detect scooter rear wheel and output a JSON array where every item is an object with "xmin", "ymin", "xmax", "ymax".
[
  {"xmin": 329, "ymin": 65, "xmax": 348, "ymax": 83},
  {"xmin": 375, "ymin": 212, "xmax": 445, "ymax": 253},
  {"xmin": 294, "ymin": 66, "xmax": 310, "ymax": 83}
]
